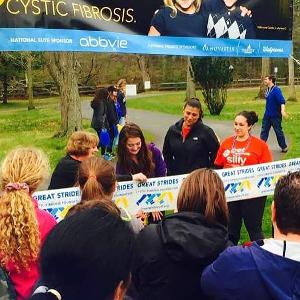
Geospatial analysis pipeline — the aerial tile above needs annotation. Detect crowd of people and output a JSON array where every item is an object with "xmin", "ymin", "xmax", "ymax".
[{"xmin": 0, "ymin": 76, "xmax": 297, "ymax": 300}]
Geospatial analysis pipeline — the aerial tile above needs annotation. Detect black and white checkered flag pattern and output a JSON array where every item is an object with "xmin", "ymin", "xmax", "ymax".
[{"xmin": 207, "ymin": 13, "xmax": 247, "ymax": 39}]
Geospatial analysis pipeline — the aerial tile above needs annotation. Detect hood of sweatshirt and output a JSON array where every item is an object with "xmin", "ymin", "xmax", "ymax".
[{"xmin": 158, "ymin": 211, "xmax": 229, "ymax": 265}]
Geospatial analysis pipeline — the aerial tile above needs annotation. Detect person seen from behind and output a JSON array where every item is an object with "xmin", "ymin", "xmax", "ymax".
[
  {"xmin": 0, "ymin": 147, "xmax": 56, "ymax": 300},
  {"xmin": 91, "ymin": 88, "xmax": 110, "ymax": 155},
  {"xmin": 132, "ymin": 168, "xmax": 229, "ymax": 300},
  {"xmin": 202, "ymin": 171, "xmax": 300, "ymax": 300},
  {"xmin": 71, "ymin": 156, "xmax": 144, "ymax": 233},
  {"xmin": 31, "ymin": 206, "xmax": 135, "ymax": 300},
  {"xmin": 215, "ymin": 111, "xmax": 272, "ymax": 245}
]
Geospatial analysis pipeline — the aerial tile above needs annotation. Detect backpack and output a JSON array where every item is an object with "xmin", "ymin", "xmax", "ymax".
[{"xmin": 0, "ymin": 267, "xmax": 16, "ymax": 300}]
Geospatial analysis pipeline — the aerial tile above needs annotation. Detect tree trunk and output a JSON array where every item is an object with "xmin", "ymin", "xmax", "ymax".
[
  {"xmin": 136, "ymin": 55, "xmax": 150, "ymax": 91},
  {"xmin": 257, "ymin": 58, "xmax": 271, "ymax": 99},
  {"xmin": 45, "ymin": 52, "xmax": 82, "ymax": 137},
  {"xmin": 26, "ymin": 53, "xmax": 35, "ymax": 110},
  {"xmin": 287, "ymin": 56, "xmax": 297, "ymax": 101},
  {"xmin": 186, "ymin": 57, "xmax": 196, "ymax": 101},
  {"xmin": 2, "ymin": 75, "xmax": 8, "ymax": 104}
]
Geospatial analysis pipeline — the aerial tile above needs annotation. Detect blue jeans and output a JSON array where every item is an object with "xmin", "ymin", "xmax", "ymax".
[{"xmin": 260, "ymin": 116, "xmax": 287, "ymax": 149}]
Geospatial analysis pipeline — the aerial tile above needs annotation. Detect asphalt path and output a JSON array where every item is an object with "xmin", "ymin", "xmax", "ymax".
[{"xmin": 82, "ymin": 101, "xmax": 285, "ymax": 161}]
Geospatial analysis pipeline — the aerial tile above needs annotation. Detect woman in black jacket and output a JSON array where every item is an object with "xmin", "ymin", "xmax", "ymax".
[
  {"xmin": 91, "ymin": 88, "xmax": 109, "ymax": 155},
  {"xmin": 132, "ymin": 168, "xmax": 230, "ymax": 300},
  {"xmin": 163, "ymin": 98, "xmax": 219, "ymax": 175}
]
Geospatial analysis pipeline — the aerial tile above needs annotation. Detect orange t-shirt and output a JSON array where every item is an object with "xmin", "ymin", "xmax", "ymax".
[{"xmin": 215, "ymin": 135, "xmax": 272, "ymax": 168}]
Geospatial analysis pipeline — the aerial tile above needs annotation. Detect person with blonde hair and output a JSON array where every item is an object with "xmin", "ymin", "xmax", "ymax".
[
  {"xmin": 48, "ymin": 131, "xmax": 98, "ymax": 190},
  {"xmin": 117, "ymin": 78, "xmax": 127, "ymax": 126},
  {"xmin": 133, "ymin": 168, "xmax": 229, "ymax": 300},
  {"xmin": 0, "ymin": 147, "xmax": 56, "ymax": 300},
  {"xmin": 148, "ymin": 0, "xmax": 206, "ymax": 37}
]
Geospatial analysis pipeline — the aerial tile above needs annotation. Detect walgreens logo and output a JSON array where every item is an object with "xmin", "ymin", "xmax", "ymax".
[{"xmin": 79, "ymin": 36, "xmax": 128, "ymax": 50}]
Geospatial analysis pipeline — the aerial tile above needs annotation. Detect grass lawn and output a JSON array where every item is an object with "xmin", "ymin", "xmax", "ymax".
[{"xmin": 1, "ymin": 87, "xmax": 299, "ymax": 243}]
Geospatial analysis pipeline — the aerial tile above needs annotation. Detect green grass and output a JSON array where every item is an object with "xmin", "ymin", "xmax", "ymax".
[{"xmin": 1, "ymin": 88, "xmax": 299, "ymax": 243}]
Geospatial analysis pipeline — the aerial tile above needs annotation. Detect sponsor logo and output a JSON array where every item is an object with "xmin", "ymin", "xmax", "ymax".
[
  {"xmin": 80, "ymin": 36, "xmax": 128, "ymax": 50},
  {"xmin": 202, "ymin": 44, "xmax": 236, "ymax": 53},
  {"xmin": 262, "ymin": 46, "xmax": 284, "ymax": 53},
  {"xmin": 241, "ymin": 44, "xmax": 255, "ymax": 54}
]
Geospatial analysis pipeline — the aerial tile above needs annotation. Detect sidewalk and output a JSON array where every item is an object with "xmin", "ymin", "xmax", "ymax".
[{"xmin": 82, "ymin": 102, "xmax": 285, "ymax": 161}]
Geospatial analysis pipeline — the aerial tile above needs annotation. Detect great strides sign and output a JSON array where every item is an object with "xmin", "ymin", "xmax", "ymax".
[{"xmin": 34, "ymin": 158, "xmax": 300, "ymax": 221}]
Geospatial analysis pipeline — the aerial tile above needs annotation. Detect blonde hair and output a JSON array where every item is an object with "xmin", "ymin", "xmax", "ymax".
[
  {"xmin": 0, "ymin": 147, "xmax": 50, "ymax": 270},
  {"xmin": 177, "ymin": 168, "xmax": 228, "ymax": 226},
  {"xmin": 66, "ymin": 131, "xmax": 99, "ymax": 157},
  {"xmin": 117, "ymin": 78, "xmax": 127, "ymax": 93},
  {"xmin": 164, "ymin": 0, "xmax": 201, "ymax": 17}
]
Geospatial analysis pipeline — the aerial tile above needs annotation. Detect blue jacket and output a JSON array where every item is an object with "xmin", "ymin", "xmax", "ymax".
[
  {"xmin": 201, "ymin": 240, "xmax": 300, "ymax": 300},
  {"xmin": 264, "ymin": 85, "xmax": 286, "ymax": 118}
]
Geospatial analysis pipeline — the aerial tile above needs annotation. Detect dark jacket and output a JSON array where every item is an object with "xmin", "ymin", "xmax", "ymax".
[
  {"xmin": 90, "ymin": 98, "xmax": 109, "ymax": 131},
  {"xmin": 202, "ymin": 240, "xmax": 300, "ymax": 300},
  {"xmin": 163, "ymin": 119, "xmax": 219, "ymax": 175},
  {"xmin": 133, "ymin": 212, "xmax": 229, "ymax": 300},
  {"xmin": 48, "ymin": 154, "xmax": 80, "ymax": 190},
  {"xmin": 106, "ymin": 98, "xmax": 119, "ymax": 129},
  {"xmin": 117, "ymin": 90, "xmax": 127, "ymax": 117}
]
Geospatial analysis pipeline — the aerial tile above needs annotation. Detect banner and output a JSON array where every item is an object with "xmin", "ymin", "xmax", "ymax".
[
  {"xmin": 34, "ymin": 158, "xmax": 300, "ymax": 221},
  {"xmin": 0, "ymin": 0, "xmax": 293, "ymax": 57}
]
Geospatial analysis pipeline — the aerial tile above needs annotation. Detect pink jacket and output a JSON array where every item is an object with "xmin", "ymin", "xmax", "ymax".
[{"xmin": 6, "ymin": 199, "xmax": 56, "ymax": 300}]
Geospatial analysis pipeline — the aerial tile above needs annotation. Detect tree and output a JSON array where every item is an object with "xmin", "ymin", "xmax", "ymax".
[
  {"xmin": 24, "ymin": 52, "xmax": 35, "ymax": 110},
  {"xmin": 44, "ymin": 52, "xmax": 82, "ymax": 137},
  {"xmin": 136, "ymin": 55, "xmax": 150, "ymax": 92},
  {"xmin": 191, "ymin": 57, "xmax": 233, "ymax": 115},
  {"xmin": 0, "ymin": 52, "xmax": 24, "ymax": 104},
  {"xmin": 257, "ymin": 58, "xmax": 271, "ymax": 99},
  {"xmin": 186, "ymin": 57, "xmax": 196, "ymax": 101}
]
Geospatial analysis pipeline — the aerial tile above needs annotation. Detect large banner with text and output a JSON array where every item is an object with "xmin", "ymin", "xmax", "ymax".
[
  {"xmin": 33, "ymin": 158, "xmax": 300, "ymax": 221},
  {"xmin": 0, "ymin": 0, "xmax": 293, "ymax": 57}
]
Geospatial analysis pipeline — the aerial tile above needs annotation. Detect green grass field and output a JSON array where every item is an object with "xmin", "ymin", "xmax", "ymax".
[{"xmin": 1, "ymin": 87, "xmax": 299, "ymax": 243}]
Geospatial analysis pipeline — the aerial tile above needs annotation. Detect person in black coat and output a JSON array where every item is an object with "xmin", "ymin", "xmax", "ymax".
[
  {"xmin": 132, "ymin": 168, "xmax": 230, "ymax": 300},
  {"xmin": 106, "ymin": 85, "xmax": 119, "ymax": 154},
  {"xmin": 91, "ymin": 88, "xmax": 110, "ymax": 155},
  {"xmin": 163, "ymin": 98, "xmax": 219, "ymax": 175}
]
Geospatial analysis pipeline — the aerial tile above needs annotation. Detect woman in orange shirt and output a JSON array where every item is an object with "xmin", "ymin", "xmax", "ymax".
[{"xmin": 215, "ymin": 111, "xmax": 272, "ymax": 245}]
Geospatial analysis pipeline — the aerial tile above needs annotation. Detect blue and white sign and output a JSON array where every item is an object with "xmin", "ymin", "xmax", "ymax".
[{"xmin": 0, "ymin": 0, "xmax": 293, "ymax": 57}]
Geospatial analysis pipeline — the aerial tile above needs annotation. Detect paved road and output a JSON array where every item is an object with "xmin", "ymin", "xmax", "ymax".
[{"xmin": 82, "ymin": 102, "xmax": 285, "ymax": 161}]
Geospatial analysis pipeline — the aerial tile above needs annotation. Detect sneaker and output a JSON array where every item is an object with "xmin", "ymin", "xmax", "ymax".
[
  {"xmin": 281, "ymin": 147, "xmax": 288, "ymax": 153},
  {"xmin": 103, "ymin": 153, "xmax": 113, "ymax": 161}
]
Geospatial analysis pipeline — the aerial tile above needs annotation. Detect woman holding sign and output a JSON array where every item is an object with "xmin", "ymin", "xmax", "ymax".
[
  {"xmin": 215, "ymin": 111, "xmax": 272, "ymax": 245},
  {"xmin": 163, "ymin": 98, "xmax": 219, "ymax": 176},
  {"xmin": 117, "ymin": 123, "xmax": 167, "ymax": 222}
]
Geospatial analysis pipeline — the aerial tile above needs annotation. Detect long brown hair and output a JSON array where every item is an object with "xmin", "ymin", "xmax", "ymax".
[
  {"xmin": 77, "ymin": 156, "xmax": 116, "ymax": 202},
  {"xmin": 0, "ymin": 147, "xmax": 50, "ymax": 270},
  {"xmin": 177, "ymin": 168, "xmax": 228, "ymax": 226},
  {"xmin": 117, "ymin": 123, "xmax": 155, "ymax": 177}
]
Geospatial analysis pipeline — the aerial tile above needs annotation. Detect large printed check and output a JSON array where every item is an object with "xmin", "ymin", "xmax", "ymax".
[{"xmin": 34, "ymin": 158, "xmax": 300, "ymax": 221}]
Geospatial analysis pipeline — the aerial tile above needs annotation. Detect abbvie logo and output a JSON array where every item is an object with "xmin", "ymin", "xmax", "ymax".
[{"xmin": 80, "ymin": 36, "xmax": 128, "ymax": 50}]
